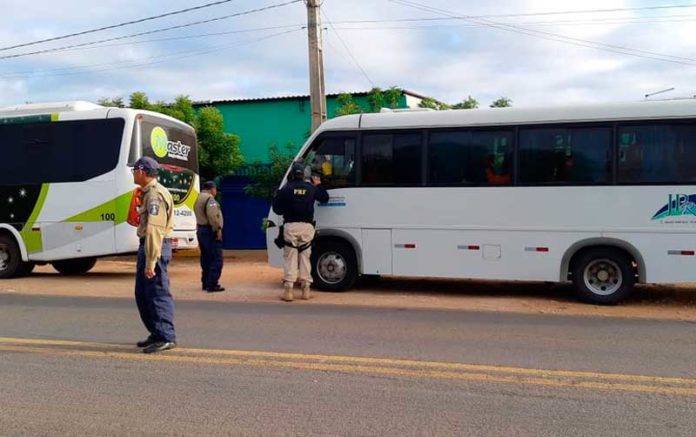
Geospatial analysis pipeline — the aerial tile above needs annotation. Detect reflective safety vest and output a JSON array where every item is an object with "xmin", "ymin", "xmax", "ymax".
[{"xmin": 127, "ymin": 187, "xmax": 143, "ymax": 227}]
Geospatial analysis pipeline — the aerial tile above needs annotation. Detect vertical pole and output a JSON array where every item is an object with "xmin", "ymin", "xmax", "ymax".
[{"xmin": 306, "ymin": 0, "xmax": 326, "ymax": 133}]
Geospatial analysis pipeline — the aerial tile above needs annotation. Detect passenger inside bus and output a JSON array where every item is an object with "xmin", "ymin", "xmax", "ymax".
[{"xmin": 484, "ymin": 153, "xmax": 511, "ymax": 185}]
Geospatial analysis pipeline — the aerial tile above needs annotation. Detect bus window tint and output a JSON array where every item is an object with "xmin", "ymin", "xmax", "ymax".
[
  {"xmin": 0, "ymin": 119, "xmax": 124, "ymax": 185},
  {"xmin": 307, "ymin": 137, "xmax": 356, "ymax": 188},
  {"xmin": 617, "ymin": 124, "xmax": 696, "ymax": 183},
  {"xmin": 519, "ymin": 127, "xmax": 611, "ymax": 184},
  {"xmin": 428, "ymin": 130, "xmax": 512, "ymax": 186},
  {"xmin": 361, "ymin": 133, "xmax": 421, "ymax": 185}
]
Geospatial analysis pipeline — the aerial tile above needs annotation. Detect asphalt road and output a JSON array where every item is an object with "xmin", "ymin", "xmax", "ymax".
[{"xmin": 1, "ymin": 294, "xmax": 695, "ymax": 436}]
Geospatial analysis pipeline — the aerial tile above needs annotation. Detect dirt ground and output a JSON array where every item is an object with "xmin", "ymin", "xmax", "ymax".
[{"xmin": 2, "ymin": 250, "xmax": 696, "ymax": 321}]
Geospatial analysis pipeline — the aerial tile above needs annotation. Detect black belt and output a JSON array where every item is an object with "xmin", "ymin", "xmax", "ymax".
[{"xmin": 139, "ymin": 237, "xmax": 172, "ymax": 244}]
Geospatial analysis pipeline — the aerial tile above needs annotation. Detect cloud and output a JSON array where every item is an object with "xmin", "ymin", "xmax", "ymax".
[{"xmin": 0, "ymin": 0, "xmax": 695, "ymax": 106}]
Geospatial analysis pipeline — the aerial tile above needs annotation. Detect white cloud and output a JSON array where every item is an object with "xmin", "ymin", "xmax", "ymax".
[{"xmin": 0, "ymin": 0, "xmax": 694, "ymax": 106}]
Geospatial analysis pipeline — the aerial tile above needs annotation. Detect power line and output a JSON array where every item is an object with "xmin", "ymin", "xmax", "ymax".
[
  {"xmin": 0, "ymin": 29, "xmax": 303, "ymax": 80},
  {"xmin": 333, "ymin": 13, "xmax": 696, "ymax": 27},
  {"xmin": 437, "ymin": 3, "xmax": 696, "ymax": 19},
  {"xmin": 322, "ymin": 9, "xmax": 374, "ymax": 87},
  {"xmin": 388, "ymin": 0, "xmax": 696, "ymax": 66},
  {"xmin": 0, "ymin": 1, "xmax": 302, "ymax": 61},
  {"xmin": 0, "ymin": 0, "xmax": 241, "ymax": 53},
  {"xmin": 332, "ymin": 15, "xmax": 696, "ymax": 31}
]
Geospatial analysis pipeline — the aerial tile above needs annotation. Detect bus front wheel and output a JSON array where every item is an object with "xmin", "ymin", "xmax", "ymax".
[
  {"xmin": 571, "ymin": 248, "xmax": 635, "ymax": 305},
  {"xmin": 311, "ymin": 239, "xmax": 357, "ymax": 292},
  {"xmin": 0, "ymin": 234, "xmax": 25, "ymax": 279},
  {"xmin": 52, "ymin": 257, "xmax": 97, "ymax": 276}
]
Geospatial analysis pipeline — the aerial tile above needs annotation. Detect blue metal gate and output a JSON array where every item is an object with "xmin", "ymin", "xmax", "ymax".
[{"xmin": 219, "ymin": 176, "xmax": 270, "ymax": 249}]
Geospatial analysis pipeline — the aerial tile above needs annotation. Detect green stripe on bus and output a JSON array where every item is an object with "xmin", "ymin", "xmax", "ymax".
[
  {"xmin": 65, "ymin": 191, "xmax": 134, "ymax": 224},
  {"xmin": 20, "ymin": 184, "xmax": 50, "ymax": 254},
  {"xmin": 182, "ymin": 189, "xmax": 199, "ymax": 210}
]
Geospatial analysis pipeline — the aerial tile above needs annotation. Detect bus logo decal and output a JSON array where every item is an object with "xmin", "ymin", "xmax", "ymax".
[
  {"xmin": 151, "ymin": 127, "xmax": 168, "ymax": 158},
  {"xmin": 150, "ymin": 127, "xmax": 192, "ymax": 162},
  {"xmin": 652, "ymin": 194, "xmax": 696, "ymax": 220}
]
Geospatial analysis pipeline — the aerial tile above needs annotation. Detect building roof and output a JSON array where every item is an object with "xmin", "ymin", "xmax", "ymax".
[{"xmin": 193, "ymin": 89, "xmax": 428, "ymax": 106}]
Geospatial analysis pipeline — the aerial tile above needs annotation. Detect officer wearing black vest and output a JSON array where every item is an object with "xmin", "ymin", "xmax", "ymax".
[{"xmin": 272, "ymin": 162, "xmax": 329, "ymax": 301}]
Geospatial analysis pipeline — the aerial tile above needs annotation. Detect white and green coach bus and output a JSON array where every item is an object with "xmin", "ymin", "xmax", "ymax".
[
  {"xmin": 0, "ymin": 101, "xmax": 200, "ymax": 278},
  {"xmin": 266, "ymin": 99, "xmax": 696, "ymax": 304}
]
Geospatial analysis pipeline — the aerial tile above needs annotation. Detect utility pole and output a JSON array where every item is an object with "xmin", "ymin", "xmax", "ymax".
[{"xmin": 306, "ymin": 0, "xmax": 326, "ymax": 133}]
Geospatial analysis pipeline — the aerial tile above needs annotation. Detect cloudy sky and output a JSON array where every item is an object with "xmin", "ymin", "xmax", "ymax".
[{"xmin": 0, "ymin": 0, "xmax": 695, "ymax": 107}]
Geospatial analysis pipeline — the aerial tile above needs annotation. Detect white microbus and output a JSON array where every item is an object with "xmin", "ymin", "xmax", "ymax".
[
  {"xmin": 266, "ymin": 99, "xmax": 696, "ymax": 304},
  {"xmin": 0, "ymin": 101, "xmax": 200, "ymax": 278}
]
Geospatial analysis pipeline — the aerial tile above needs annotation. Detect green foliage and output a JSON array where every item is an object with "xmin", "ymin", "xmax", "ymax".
[
  {"xmin": 367, "ymin": 86, "xmax": 402, "ymax": 112},
  {"xmin": 334, "ymin": 93, "xmax": 362, "ymax": 116},
  {"xmin": 418, "ymin": 97, "xmax": 450, "ymax": 111},
  {"xmin": 97, "ymin": 97, "xmax": 124, "ymax": 108},
  {"xmin": 196, "ymin": 106, "xmax": 244, "ymax": 182},
  {"xmin": 452, "ymin": 96, "xmax": 479, "ymax": 109},
  {"xmin": 102, "ymin": 92, "xmax": 243, "ymax": 182},
  {"xmin": 128, "ymin": 91, "xmax": 151, "ymax": 110},
  {"xmin": 490, "ymin": 97, "xmax": 512, "ymax": 108},
  {"xmin": 244, "ymin": 143, "xmax": 297, "ymax": 200}
]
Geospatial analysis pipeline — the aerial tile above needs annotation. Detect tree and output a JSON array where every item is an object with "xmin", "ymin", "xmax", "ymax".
[
  {"xmin": 418, "ymin": 97, "xmax": 450, "ymax": 111},
  {"xmin": 97, "ymin": 97, "xmax": 124, "ymax": 108},
  {"xmin": 195, "ymin": 106, "xmax": 244, "ymax": 182},
  {"xmin": 334, "ymin": 92, "xmax": 361, "ymax": 116},
  {"xmin": 243, "ymin": 143, "xmax": 296, "ymax": 200},
  {"xmin": 101, "ymin": 92, "xmax": 244, "ymax": 182},
  {"xmin": 490, "ymin": 97, "xmax": 512, "ymax": 108},
  {"xmin": 452, "ymin": 96, "xmax": 479, "ymax": 109},
  {"xmin": 367, "ymin": 86, "xmax": 402, "ymax": 112},
  {"xmin": 128, "ymin": 91, "xmax": 151, "ymax": 110}
]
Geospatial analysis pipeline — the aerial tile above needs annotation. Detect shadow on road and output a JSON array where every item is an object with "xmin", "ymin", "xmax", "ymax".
[{"xmin": 352, "ymin": 276, "xmax": 696, "ymax": 306}]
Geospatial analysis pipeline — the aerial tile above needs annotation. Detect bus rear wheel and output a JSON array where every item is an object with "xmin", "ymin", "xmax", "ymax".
[
  {"xmin": 311, "ymin": 239, "xmax": 357, "ymax": 291},
  {"xmin": 52, "ymin": 257, "xmax": 97, "ymax": 276},
  {"xmin": 571, "ymin": 248, "xmax": 635, "ymax": 305}
]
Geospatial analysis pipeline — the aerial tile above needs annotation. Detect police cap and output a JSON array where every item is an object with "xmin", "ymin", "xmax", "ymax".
[
  {"xmin": 202, "ymin": 180, "xmax": 217, "ymax": 190},
  {"xmin": 128, "ymin": 156, "xmax": 159, "ymax": 176},
  {"xmin": 291, "ymin": 162, "xmax": 305, "ymax": 176}
]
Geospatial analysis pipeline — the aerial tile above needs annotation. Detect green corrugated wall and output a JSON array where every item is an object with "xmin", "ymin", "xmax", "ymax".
[{"xmin": 210, "ymin": 93, "xmax": 408, "ymax": 164}]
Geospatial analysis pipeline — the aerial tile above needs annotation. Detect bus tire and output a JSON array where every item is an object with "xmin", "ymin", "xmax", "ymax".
[
  {"xmin": 311, "ymin": 239, "xmax": 357, "ymax": 292},
  {"xmin": 571, "ymin": 248, "xmax": 635, "ymax": 305},
  {"xmin": 16, "ymin": 261, "xmax": 36, "ymax": 276},
  {"xmin": 52, "ymin": 257, "xmax": 97, "ymax": 276},
  {"xmin": 0, "ymin": 234, "xmax": 22, "ymax": 279}
]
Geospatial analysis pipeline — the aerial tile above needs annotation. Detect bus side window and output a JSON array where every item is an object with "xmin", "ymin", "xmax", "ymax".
[{"xmin": 305, "ymin": 136, "xmax": 356, "ymax": 188}]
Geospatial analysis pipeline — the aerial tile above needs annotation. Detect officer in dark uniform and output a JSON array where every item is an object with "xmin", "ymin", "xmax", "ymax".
[
  {"xmin": 194, "ymin": 180, "xmax": 225, "ymax": 292},
  {"xmin": 129, "ymin": 157, "xmax": 177, "ymax": 354},
  {"xmin": 272, "ymin": 162, "xmax": 329, "ymax": 301}
]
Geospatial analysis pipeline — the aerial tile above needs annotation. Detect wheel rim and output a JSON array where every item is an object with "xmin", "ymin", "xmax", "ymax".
[
  {"xmin": 583, "ymin": 258, "xmax": 622, "ymax": 296},
  {"xmin": 317, "ymin": 251, "xmax": 347, "ymax": 285},
  {"xmin": 0, "ymin": 244, "xmax": 10, "ymax": 272}
]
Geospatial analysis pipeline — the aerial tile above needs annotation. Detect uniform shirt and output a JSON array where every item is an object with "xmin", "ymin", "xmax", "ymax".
[
  {"xmin": 272, "ymin": 179, "xmax": 329, "ymax": 223},
  {"xmin": 137, "ymin": 179, "xmax": 174, "ymax": 271},
  {"xmin": 194, "ymin": 192, "xmax": 223, "ymax": 231}
]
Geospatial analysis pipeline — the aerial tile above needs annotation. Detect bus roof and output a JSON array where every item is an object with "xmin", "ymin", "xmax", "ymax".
[
  {"xmin": 0, "ymin": 101, "xmax": 104, "ymax": 117},
  {"xmin": 316, "ymin": 99, "xmax": 696, "ymax": 133}
]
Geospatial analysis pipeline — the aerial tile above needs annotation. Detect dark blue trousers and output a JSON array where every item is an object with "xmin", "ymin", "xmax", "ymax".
[
  {"xmin": 135, "ymin": 239, "xmax": 176, "ymax": 342},
  {"xmin": 197, "ymin": 226, "xmax": 223, "ymax": 289}
]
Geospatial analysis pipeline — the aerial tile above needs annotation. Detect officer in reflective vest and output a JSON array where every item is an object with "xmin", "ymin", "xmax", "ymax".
[
  {"xmin": 272, "ymin": 162, "xmax": 329, "ymax": 301},
  {"xmin": 129, "ymin": 157, "xmax": 176, "ymax": 354},
  {"xmin": 194, "ymin": 180, "xmax": 225, "ymax": 292}
]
